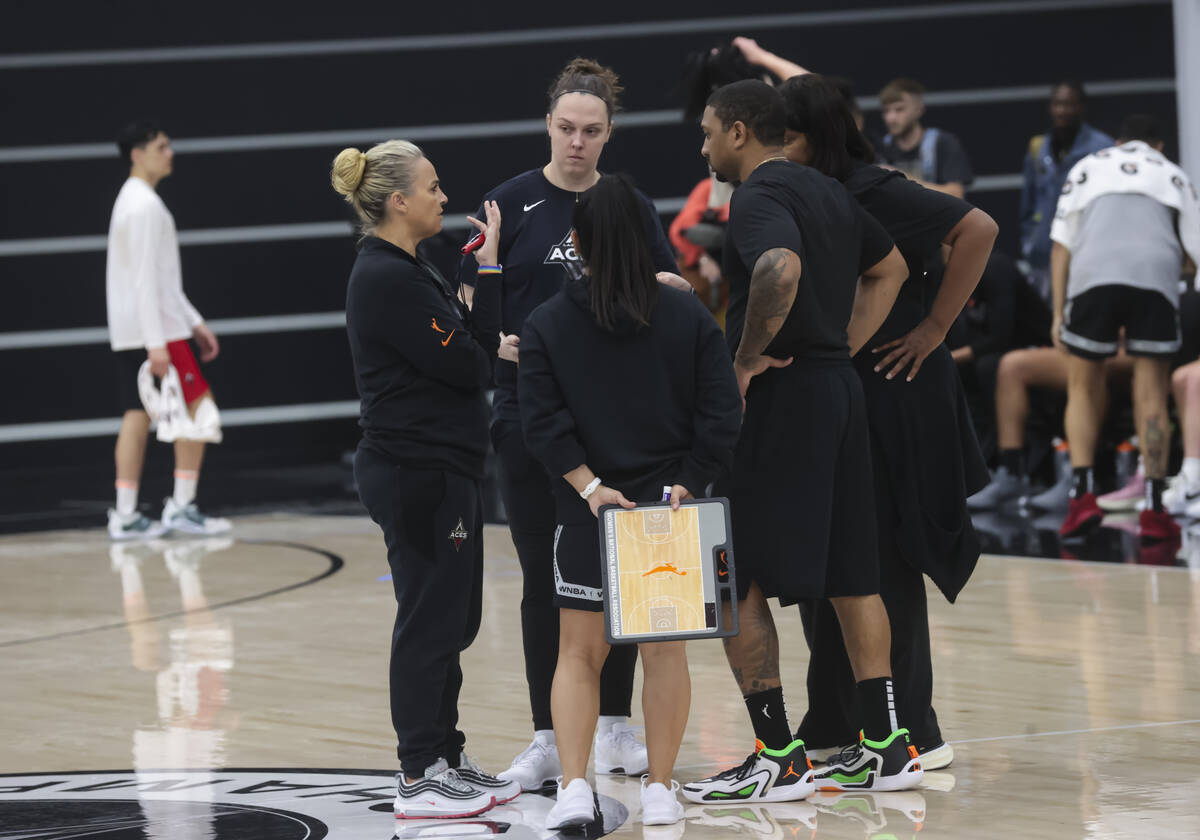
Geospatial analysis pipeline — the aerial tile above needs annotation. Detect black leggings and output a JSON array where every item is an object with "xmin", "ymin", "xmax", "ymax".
[
  {"xmin": 794, "ymin": 467, "xmax": 942, "ymax": 751},
  {"xmin": 354, "ymin": 445, "xmax": 484, "ymax": 777},
  {"xmin": 493, "ymin": 420, "xmax": 638, "ymax": 732}
]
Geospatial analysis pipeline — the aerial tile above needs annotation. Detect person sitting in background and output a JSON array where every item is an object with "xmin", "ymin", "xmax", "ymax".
[
  {"xmin": 966, "ymin": 347, "xmax": 1132, "ymax": 512},
  {"xmin": 877, "ymin": 78, "xmax": 973, "ymax": 198},
  {"xmin": 1052, "ymin": 114, "xmax": 1200, "ymax": 541},
  {"xmin": 667, "ymin": 170, "xmax": 732, "ymax": 318},
  {"xmin": 948, "ymin": 250, "xmax": 1052, "ymax": 451},
  {"xmin": 1019, "ymin": 80, "xmax": 1113, "ymax": 303}
]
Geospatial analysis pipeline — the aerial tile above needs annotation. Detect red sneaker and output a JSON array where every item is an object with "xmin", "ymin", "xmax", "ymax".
[
  {"xmin": 1138, "ymin": 508, "xmax": 1181, "ymax": 542},
  {"xmin": 1060, "ymin": 493, "xmax": 1103, "ymax": 538}
]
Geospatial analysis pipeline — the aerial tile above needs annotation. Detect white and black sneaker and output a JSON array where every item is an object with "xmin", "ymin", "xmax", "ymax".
[
  {"xmin": 455, "ymin": 753, "xmax": 521, "ymax": 804},
  {"xmin": 162, "ymin": 497, "xmax": 232, "ymax": 535},
  {"xmin": 682, "ymin": 739, "xmax": 814, "ymax": 804},
  {"xmin": 108, "ymin": 509, "xmax": 167, "ymax": 541},
  {"xmin": 394, "ymin": 758, "xmax": 495, "ymax": 819}
]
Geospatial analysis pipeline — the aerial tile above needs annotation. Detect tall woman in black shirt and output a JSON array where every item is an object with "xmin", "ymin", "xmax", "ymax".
[
  {"xmin": 519, "ymin": 175, "xmax": 741, "ymax": 828},
  {"xmin": 333, "ymin": 139, "xmax": 517, "ymax": 819},
  {"xmin": 778, "ymin": 75, "xmax": 997, "ymax": 769},
  {"xmin": 457, "ymin": 58, "xmax": 679, "ymax": 789}
]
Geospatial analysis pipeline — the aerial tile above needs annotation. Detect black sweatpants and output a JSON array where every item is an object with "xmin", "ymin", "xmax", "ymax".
[
  {"xmin": 493, "ymin": 420, "xmax": 638, "ymax": 732},
  {"xmin": 794, "ymin": 463, "xmax": 941, "ymax": 751},
  {"xmin": 354, "ymin": 445, "xmax": 485, "ymax": 777}
]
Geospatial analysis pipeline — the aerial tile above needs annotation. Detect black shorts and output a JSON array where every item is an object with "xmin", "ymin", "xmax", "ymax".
[
  {"xmin": 1061, "ymin": 285, "xmax": 1180, "ymax": 360},
  {"xmin": 724, "ymin": 360, "xmax": 880, "ymax": 601},
  {"xmin": 552, "ymin": 522, "xmax": 605, "ymax": 611}
]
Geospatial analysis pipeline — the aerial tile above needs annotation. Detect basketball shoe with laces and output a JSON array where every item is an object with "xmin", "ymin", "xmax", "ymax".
[
  {"xmin": 594, "ymin": 721, "xmax": 649, "ymax": 775},
  {"xmin": 812, "ymin": 729, "xmax": 923, "ymax": 792},
  {"xmin": 454, "ymin": 753, "xmax": 521, "ymax": 804},
  {"xmin": 682, "ymin": 740, "xmax": 814, "ymax": 804},
  {"xmin": 393, "ymin": 757, "xmax": 495, "ymax": 819},
  {"xmin": 497, "ymin": 734, "xmax": 560, "ymax": 791}
]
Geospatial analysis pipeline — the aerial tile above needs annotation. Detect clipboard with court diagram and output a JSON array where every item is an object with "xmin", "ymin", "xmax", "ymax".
[{"xmin": 599, "ymin": 498, "xmax": 737, "ymax": 644}]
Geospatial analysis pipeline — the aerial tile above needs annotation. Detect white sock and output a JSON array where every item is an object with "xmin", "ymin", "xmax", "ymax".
[
  {"xmin": 173, "ymin": 470, "xmax": 198, "ymax": 506},
  {"xmin": 119, "ymin": 562, "xmax": 143, "ymax": 595},
  {"xmin": 116, "ymin": 482, "xmax": 138, "ymax": 517},
  {"xmin": 178, "ymin": 568, "xmax": 203, "ymax": 607},
  {"xmin": 1184, "ymin": 458, "xmax": 1200, "ymax": 489},
  {"xmin": 597, "ymin": 715, "xmax": 625, "ymax": 735},
  {"xmin": 534, "ymin": 729, "xmax": 556, "ymax": 745}
]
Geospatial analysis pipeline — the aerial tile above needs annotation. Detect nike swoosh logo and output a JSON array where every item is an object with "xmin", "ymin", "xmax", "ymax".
[
  {"xmin": 524, "ymin": 200, "xmax": 546, "ymax": 212},
  {"xmin": 441, "ymin": 330, "xmax": 455, "ymax": 347},
  {"xmin": 762, "ymin": 705, "xmax": 770, "ymax": 718}
]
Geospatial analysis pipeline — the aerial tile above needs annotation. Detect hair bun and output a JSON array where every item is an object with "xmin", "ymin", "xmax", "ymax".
[{"xmin": 331, "ymin": 147, "xmax": 368, "ymax": 196}]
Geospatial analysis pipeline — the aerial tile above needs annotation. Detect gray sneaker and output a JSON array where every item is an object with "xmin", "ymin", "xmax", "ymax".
[
  {"xmin": 162, "ymin": 497, "xmax": 232, "ymax": 535},
  {"xmin": 107, "ymin": 509, "xmax": 168, "ymax": 541},
  {"xmin": 966, "ymin": 467, "xmax": 1029, "ymax": 511},
  {"xmin": 1025, "ymin": 471, "xmax": 1072, "ymax": 511}
]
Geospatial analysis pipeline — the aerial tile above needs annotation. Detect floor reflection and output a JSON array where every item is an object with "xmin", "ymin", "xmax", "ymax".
[
  {"xmin": 971, "ymin": 508, "xmax": 1190, "ymax": 566},
  {"xmin": 112, "ymin": 536, "xmax": 237, "ymax": 839}
]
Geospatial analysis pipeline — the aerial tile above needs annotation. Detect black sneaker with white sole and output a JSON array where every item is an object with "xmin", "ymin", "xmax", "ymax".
[{"xmin": 394, "ymin": 758, "xmax": 495, "ymax": 819}]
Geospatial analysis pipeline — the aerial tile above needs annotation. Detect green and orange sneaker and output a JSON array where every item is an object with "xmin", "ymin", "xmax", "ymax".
[
  {"xmin": 812, "ymin": 729, "xmax": 923, "ymax": 792},
  {"xmin": 682, "ymin": 739, "xmax": 815, "ymax": 804}
]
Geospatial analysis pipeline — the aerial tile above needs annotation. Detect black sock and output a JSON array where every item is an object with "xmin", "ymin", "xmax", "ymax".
[
  {"xmin": 1146, "ymin": 478, "xmax": 1166, "ymax": 513},
  {"xmin": 744, "ymin": 687, "xmax": 792, "ymax": 750},
  {"xmin": 999, "ymin": 448, "xmax": 1024, "ymax": 477},
  {"xmin": 856, "ymin": 677, "xmax": 898, "ymax": 742},
  {"xmin": 1071, "ymin": 467, "xmax": 1094, "ymax": 499}
]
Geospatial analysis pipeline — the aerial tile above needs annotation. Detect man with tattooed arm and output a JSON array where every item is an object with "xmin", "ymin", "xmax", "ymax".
[{"xmin": 683, "ymin": 80, "xmax": 919, "ymax": 804}]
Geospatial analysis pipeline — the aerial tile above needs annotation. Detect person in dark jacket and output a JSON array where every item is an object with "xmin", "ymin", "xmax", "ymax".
[
  {"xmin": 333, "ymin": 139, "xmax": 516, "ymax": 820},
  {"xmin": 457, "ymin": 58, "xmax": 680, "ymax": 790},
  {"xmin": 778, "ymin": 74, "xmax": 997, "ymax": 771},
  {"xmin": 519, "ymin": 174, "xmax": 742, "ymax": 829}
]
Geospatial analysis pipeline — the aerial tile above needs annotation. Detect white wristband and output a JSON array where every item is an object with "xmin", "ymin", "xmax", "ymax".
[{"xmin": 580, "ymin": 477, "xmax": 602, "ymax": 500}]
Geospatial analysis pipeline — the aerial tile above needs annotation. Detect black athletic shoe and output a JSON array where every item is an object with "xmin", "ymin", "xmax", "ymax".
[
  {"xmin": 812, "ymin": 729, "xmax": 923, "ymax": 792},
  {"xmin": 394, "ymin": 758, "xmax": 495, "ymax": 819},
  {"xmin": 682, "ymin": 739, "xmax": 815, "ymax": 803}
]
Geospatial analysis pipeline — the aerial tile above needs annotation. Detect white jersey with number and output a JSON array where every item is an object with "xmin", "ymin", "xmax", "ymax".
[
  {"xmin": 1051, "ymin": 141, "xmax": 1200, "ymax": 304},
  {"xmin": 106, "ymin": 177, "xmax": 203, "ymax": 351}
]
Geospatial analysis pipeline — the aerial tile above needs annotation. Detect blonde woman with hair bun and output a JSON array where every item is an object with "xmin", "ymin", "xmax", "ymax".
[{"xmin": 337, "ymin": 140, "xmax": 514, "ymax": 819}]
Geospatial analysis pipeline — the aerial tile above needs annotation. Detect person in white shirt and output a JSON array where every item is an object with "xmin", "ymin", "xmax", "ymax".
[
  {"xmin": 1052, "ymin": 114, "xmax": 1200, "ymax": 542},
  {"xmin": 106, "ymin": 119, "xmax": 231, "ymax": 539}
]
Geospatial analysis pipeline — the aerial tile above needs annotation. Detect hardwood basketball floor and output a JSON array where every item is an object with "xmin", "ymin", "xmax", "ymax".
[{"xmin": 1, "ymin": 514, "xmax": 1197, "ymax": 838}]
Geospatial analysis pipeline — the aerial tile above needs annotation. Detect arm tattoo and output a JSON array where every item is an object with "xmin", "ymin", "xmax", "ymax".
[{"xmin": 736, "ymin": 248, "xmax": 801, "ymax": 362}]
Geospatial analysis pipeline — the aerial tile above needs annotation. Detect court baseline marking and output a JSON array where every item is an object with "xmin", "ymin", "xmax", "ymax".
[{"xmin": 0, "ymin": 539, "xmax": 344, "ymax": 648}]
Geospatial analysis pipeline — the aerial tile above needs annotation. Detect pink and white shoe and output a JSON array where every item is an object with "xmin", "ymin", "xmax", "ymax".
[{"xmin": 1097, "ymin": 471, "xmax": 1145, "ymax": 512}]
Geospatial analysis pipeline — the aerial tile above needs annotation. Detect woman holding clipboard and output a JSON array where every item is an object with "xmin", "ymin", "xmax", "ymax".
[{"xmin": 518, "ymin": 174, "xmax": 742, "ymax": 829}]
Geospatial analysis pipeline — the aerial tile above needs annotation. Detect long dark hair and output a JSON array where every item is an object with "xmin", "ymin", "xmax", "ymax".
[
  {"xmin": 572, "ymin": 174, "xmax": 658, "ymax": 332},
  {"xmin": 680, "ymin": 42, "xmax": 759, "ymax": 122},
  {"xmin": 778, "ymin": 74, "xmax": 875, "ymax": 181}
]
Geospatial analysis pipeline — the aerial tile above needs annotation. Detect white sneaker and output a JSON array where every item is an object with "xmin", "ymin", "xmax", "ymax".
[
  {"xmin": 641, "ymin": 777, "xmax": 685, "ymax": 826},
  {"xmin": 498, "ymin": 735, "xmax": 561, "ymax": 791},
  {"xmin": 162, "ymin": 497, "xmax": 232, "ymax": 535},
  {"xmin": 108, "ymin": 509, "xmax": 167, "ymax": 541},
  {"xmin": 594, "ymin": 721, "xmax": 649, "ymax": 775},
  {"xmin": 545, "ymin": 777, "xmax": 595, "ymax": 830},
  {"xmin": 393, "ymin": 757, "xmax": 495, "ymax": 819}
]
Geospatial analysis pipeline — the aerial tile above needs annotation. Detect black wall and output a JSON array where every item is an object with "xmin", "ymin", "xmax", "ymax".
[{"xmin": 0, "ymin": 0, "xmax": 1178, "ymax": 478}]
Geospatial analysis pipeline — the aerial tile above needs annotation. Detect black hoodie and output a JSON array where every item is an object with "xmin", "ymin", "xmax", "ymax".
[
  {"xmin": 518, "ymin": 280, "xmax": 742, "ymax": 524},
  {"xmin": 345, "ymin": 236, "xmax": 500, "ymax": 479}
]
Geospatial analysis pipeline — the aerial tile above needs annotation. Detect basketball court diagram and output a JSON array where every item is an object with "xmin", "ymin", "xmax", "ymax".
[{"xmin": 602, "ymin": 502, "xmax": 733, "ymax": 641}]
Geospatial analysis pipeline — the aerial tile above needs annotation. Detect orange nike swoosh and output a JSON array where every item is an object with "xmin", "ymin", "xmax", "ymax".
[{"xmin": 441, "ymin": 330, "xmax": 455, "ymax": 347}]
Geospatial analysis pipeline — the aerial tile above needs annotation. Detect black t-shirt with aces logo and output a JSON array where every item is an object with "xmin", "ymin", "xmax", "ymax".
[{"xmin": 457, "ymin": 168, "xmax": 677, "ymax": 423}]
